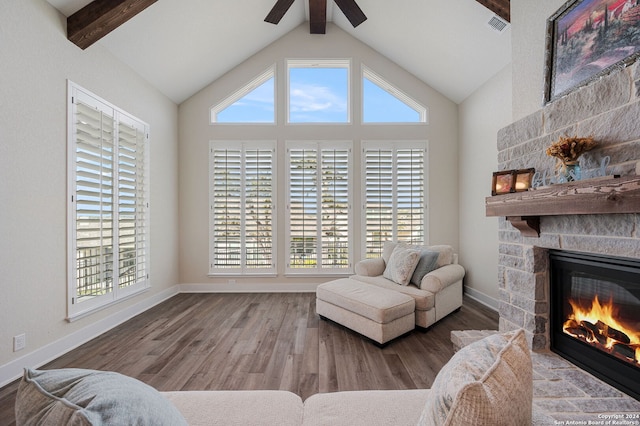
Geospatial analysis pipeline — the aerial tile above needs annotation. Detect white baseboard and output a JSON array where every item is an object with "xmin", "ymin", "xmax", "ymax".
[
  {"xmin": 464, "ymin": 286, "xmax": 499, "ymax": 311},
  {"xmin": 179, "ymin": 282, "xmax": 319, "ymax": 293},
  {"xmin": 0, "ymin": 286, "xmax": 180, "ymax": 388}
]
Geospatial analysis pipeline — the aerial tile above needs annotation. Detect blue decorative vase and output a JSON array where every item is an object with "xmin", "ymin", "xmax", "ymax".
[{"xmin": 563, "ymin": 161, "xmax": 581, "ymax": 182}]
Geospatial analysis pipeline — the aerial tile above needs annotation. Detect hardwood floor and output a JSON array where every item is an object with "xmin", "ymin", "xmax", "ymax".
[{"xmin": 0, "ymin": 293, "xmax": 497, "ymax": 424}]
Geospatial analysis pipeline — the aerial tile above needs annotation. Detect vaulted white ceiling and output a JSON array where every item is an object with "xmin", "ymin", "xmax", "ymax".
[{"xmin": 47, "ymin": 0, "xmax": 511, "ymax": 104}]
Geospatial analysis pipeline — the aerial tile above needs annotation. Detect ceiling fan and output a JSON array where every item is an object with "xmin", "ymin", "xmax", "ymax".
[{"xmin": 265, "ymin": 0, "xmax": 367, "ymax": 34}]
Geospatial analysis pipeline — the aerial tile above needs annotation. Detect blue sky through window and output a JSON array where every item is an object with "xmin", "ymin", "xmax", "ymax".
[
  {"xmin": 289, "ymin": 68, "xmax": 348, "ymax": 123},
  {"xmin": 216, "ymin": 77, "xmax": 275, "ymax": 123},
  {"xmin": 212, "ymin": 63, "xmax": 426, "ymax": 124},
  {"xmin": 363, "ymin": 77, "xmax": 421, "ymax": 123}
]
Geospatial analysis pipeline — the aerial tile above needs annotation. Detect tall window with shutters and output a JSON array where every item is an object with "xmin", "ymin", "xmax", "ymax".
[
  {"xmin": 67, "ymin": 82, "xmax": 149, "ymax": 319},
  {"xmin": 362, "ymin": 141, "xmax": 426, "ymax": 258},
  {"xmin": 209, "ymin": 141, "xmax": 276, "ymax": 275},
  {"xmin": 286, "ymin": 141, "xmax": 352, "ymax": 274}
]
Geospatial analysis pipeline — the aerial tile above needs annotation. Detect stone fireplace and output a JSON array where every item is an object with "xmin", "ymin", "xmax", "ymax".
[
  {"xmin": 483, "ymin": 60, "xmax": 640, "ymax": 418},
  {"xmin": 493, "ymin": 60, "xmax": 640, "ymax": 352}
]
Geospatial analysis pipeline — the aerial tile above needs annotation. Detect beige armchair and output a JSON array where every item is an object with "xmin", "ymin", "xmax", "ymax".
[{"xmin": 351, "ymin": 241, "xmax": 465, "ymax": 329}]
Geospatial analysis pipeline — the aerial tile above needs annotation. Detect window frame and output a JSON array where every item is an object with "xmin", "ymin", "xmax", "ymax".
[
  {"xmin": 286, "ymin": 59, "xmax": 351, "ymax": 125},
  {"xmin": 210, "ymin": 66, "xmax": 276, "ymax": 125},
  {"xmin": 67, "ymin": 81, "xmax": 150, "ymax": 321},
  {"xmin": 208, "ymin": 140, "xmax": 278, "ymax": 277},
  {"xmin": 285, "ymin": 140, "xmax": 354, "ymax": 276},
  {"xmin": 360, "ymin": 140, "xmax": 429, "ymax": 259}
]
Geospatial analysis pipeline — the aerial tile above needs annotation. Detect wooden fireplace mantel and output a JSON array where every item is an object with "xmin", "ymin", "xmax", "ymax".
[{"xmin": 485, "ymin": 175, "xmax": 640, "ymax": 237}]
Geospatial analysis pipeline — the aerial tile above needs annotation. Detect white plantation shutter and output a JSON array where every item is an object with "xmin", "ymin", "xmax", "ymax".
[
  {"xmin": 396, "ymin": 148, "xmax": 425, "ymax": 241},
  {"xmin": 211, "ymin": 149, "xmax": 242, "ymax": 268},
  {"xmin": 73, "ymin": 99, "xmax": 115, "ymax": 301},
  {"xmin": 362, "ymin": 141, "xmax": 427, "ymax": 258},
  {"xmin": 288, "ymin": 147, "xmax": 318, "ymax": 269},
  {"xmin": 210, "ymin": 141, "xmax": 276, "ymax": 275},
  {"xmin": 117, "ymin": 115, "xmax": 148, "ymax": 290},
  {"xmin": 286, "ymin": 141, "xmax": 352, "ymax": 274},
  {"xmin": 363, "ymin": 148, "xmax": 393, "ymax": 258},
  {"xmin": 245, "ymin": 149, "xmax": 275, "ymax": 268},
  {"xmin": 68, "ymin": 82, "xmax": 149, "ymax": 319},
  {"xmin": 321, "ymin": 149, "xmax": 350, "ymax": 267}
]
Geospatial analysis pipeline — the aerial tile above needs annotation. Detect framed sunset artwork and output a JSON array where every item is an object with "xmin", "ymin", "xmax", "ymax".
[{"xmin": 544, "ymin": 0, "xmax": 640, "ymax": 103}]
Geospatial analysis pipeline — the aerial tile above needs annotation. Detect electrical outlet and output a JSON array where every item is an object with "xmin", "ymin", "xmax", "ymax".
[{"xmin": 14, "ymin": 334, "xmax": 26, "ymax": 352}]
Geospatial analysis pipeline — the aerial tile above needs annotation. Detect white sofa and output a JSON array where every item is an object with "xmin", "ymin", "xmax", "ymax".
[
  {"xmin": 351, "ymin": 241, "xmax": 465, "ymax": 329},
  {"xmin": 15, "ymin": 330, "xmax": 533, "ymax": 426},
  {"xmin": 162, "ymin": 388, "xmax": 431, "ymax": 425}
]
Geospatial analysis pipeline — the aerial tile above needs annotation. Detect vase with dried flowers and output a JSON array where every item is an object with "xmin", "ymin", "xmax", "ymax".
[{"xmin": 545, "ymin": 136, "xmax": 597, "ymax": 182}]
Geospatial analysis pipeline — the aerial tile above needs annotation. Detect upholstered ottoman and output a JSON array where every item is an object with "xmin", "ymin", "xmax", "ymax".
[{"xmin": 316, "ymin": 278, "xmax": 415, "ymax": 345}]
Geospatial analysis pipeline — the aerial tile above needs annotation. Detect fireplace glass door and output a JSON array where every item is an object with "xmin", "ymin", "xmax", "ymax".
[{"xmin": 549, "ymin": 250, "xmax": 640, "ymax": 400}]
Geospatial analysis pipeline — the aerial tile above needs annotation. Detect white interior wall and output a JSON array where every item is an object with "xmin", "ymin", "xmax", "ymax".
[
  {"xmin": 0, "ymin": 0, "xmax": 179, "ymax": 385},
  {"xmin": 512, "ymin": 0, "xmax": 567, "ymax": 119},
  {"xmin": 457, "ymin": 0, "xmax": 572, "ymax": 307},
  {"xmin": 178, "ymin": 23, "xmax": 460, "ymax": 289},
  {"xmin": 458, "ymin": 65, "xmax": 513, "ymax": 308}
]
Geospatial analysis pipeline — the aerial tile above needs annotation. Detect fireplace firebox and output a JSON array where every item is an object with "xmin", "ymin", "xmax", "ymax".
[{"xmin": 550, "ymin": 250, "xmax": 640, "ymax": 401}]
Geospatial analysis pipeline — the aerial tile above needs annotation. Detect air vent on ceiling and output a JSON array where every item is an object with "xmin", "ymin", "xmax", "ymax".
[{"xmin": 487, "ymin": 15, "xmax": 509, "ymax": 33}]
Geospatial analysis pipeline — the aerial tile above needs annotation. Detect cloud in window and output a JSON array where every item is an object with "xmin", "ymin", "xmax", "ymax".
[
  {"xmin": 217, "ymin": 77, "xmax": 275, "ymax": 122},
  {"xmin": 289, "ymin": 83, "xmax": 347, "ymax": 122},
  {"xmin": 288, "ymin": 66, "xmax": 349, "ymax": 123}
]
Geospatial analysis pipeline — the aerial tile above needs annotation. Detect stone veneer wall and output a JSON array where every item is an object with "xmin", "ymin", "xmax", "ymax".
[{"xmin": 496, "ymin": 60, "xmax": 640, "ymax": 351}]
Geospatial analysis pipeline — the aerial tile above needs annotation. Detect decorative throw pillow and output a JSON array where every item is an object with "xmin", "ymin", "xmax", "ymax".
[
  {"xmin": 15, "ymin": 368, "xmax": 187, "ymax": 426},
  {"xmin": 381, "ymin": 240, "xmax": 397, "ymax": 264},
  {"xmin": 417, "ymin": 329, "xmax": 533, "ymax": 426},
  {"xmin": 428, "ymin": 245, "xmax": 455, "ymax": 268},
  {"xmin": 410, "ymin": 250, "xmax": 440, "ymax": 286},
  {"xmin": 383, "ymin": 244, "xmax": 421, "ymax": 285}
]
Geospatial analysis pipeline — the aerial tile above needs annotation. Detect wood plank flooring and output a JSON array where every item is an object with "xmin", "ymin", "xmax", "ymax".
[{"xmin": 0, "ymin": 293, "xmax": 497, "ymax": 424}]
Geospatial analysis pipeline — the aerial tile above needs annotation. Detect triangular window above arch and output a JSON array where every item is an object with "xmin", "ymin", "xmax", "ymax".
[
  {"xmin": 362, "ymin": 67, "xmax": 427, "ymax": 123},
  {"xmin": 211, "ymin": 66, "xmax": 275, "ymax": 124}
]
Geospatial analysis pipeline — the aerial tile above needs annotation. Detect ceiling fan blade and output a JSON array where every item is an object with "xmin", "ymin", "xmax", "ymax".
[
  {"xmin": 333, "ymin": 0, "xmax": 367, "ymax": 28},
  {"xmin": 265, "ymin": 0, "xmax": 296, "ymax": 24}
]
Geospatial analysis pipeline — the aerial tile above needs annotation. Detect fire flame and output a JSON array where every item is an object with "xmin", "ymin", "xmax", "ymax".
[{"xmin": 563, "ymin": 295, "xmax": 640, "ymax": 363}]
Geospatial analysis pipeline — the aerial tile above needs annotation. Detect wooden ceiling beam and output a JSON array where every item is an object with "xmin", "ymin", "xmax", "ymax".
[
  {"xmin": 309, "ymin": 0, "xmax": 327, "ymax": 34},
  {"xmin": 475, "ymin": 0, "xmax": 510, "ymax": 23},
  {"xmin": 67, "ymin": 0, "xmax": 158, "ymax": 50}
]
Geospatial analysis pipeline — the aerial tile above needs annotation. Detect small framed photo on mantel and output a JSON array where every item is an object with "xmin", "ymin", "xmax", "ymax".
[
  {"xmin": 492, "ymin": 170, "xmax": 515, "ymax": 195},
  {"xmin": 515, "ymin": 168, "xmax": 535, "ymax": 192},
  {"xmin": 492, "ymin": 168, "xmax": 535, "ymax": 195}
]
